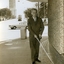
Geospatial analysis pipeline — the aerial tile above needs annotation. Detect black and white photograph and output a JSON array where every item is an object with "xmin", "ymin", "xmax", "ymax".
[{"xmin": 0, "ymin": 0, "xmax": 64, "ymax": 64}]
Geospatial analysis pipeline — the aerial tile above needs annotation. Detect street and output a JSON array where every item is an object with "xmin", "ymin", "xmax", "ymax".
[
  {"xmin": 0, "ymin": 37, "xmax": 52, "ymax": 64},
  {"xmin": 0, "ymin": 19, "xmax": 48, "ymax": 42}
]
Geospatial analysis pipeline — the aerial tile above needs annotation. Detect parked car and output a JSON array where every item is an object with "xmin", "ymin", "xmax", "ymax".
[
  {"xmin": 18, "ymin": 15, "xmax": 22, "ymax": 21},
  {"xmin": 9, "ymin": 24, "xmax": 21, "ymax": 29},
  {"xmin": 9, "ymin": 22, "xmax": 27, "ymax": 29}
]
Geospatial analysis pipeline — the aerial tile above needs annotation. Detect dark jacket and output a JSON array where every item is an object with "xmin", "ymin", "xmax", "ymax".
[{"xmin": 28, "ymin": 16, "xmax": 44, "ymax": 37}]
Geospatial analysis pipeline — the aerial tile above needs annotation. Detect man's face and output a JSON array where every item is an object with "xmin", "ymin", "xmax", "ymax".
[{"xmin": 31, "ymin": 10, "xmax": 37, "ymax": 17}]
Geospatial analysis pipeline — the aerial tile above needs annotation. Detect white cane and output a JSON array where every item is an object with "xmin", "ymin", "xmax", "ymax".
[{"xmin": 35, "ymin": 37, "xmax": 54, "ymax": 64}]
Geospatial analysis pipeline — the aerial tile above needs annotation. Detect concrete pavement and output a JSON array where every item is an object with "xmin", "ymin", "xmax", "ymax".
[{"xmin": 0, "ymin": 36, "xmax": 52, "ymax": 64}]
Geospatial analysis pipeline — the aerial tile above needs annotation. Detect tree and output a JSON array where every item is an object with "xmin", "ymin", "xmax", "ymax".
[
  {"xmin": 39, "ymin": 2, "xmax": 48, "ymax": 18},
  {"xmin": 0, "ymin": 8, "xmax": 12, "ymax": 19},
  {"xmin": 24, "ymin": 8, "xmax": 32, "ymax": 18},
  {"xmin": 0, "ymin": 9, "xmax": 1, "ymax": 16},
  {"xmin": 39, "ymin": 7, "xmax": 44, "ymax": 18},
  {"xmin": 5, "ymin": 8, "xmax": 12, "ymax": 19}
]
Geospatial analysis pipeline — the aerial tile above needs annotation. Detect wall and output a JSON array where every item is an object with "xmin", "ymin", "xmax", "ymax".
[{"xmin": 48, "ymin": 0, "xmax": 64, "ymax": 54}]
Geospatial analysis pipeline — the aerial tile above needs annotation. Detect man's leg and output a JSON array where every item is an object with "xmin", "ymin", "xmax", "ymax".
[
  {"xmin": 30, "ymin": 47, "xmax": 36, "ymax": 62},
  {"xmin": 35, "ymin": 40, "xmax": 41, "ymax": 62},
  {"xmin": 30, "ymin": 39, "xmax": 36, "ymax": 64},
  {"xmin": 35, "ymin": 40, "xmax": 40, "ymax": 60}
]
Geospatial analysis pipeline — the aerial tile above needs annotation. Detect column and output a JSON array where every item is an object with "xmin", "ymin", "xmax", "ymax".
[
  {"xmin": 48, "ymin": 0, "xmax": 63, "ymax": 54},
  {"xmin": 9, "ymin": 0, "xmax": 16, "ymax": 17},
  {"xmin": 48, "ymin": 0, "xmax": 64, "ymax": 64}
]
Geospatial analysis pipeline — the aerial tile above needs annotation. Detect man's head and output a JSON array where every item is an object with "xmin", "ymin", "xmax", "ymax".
[{"xmin": 31, "ymin": 8, "xmax": 37, "ymax": 17}]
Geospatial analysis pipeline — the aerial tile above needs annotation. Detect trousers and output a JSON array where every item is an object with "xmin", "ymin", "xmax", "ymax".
[{"xmin": 29, "ymin": 37, "xmax": 40, "ymax": 62}]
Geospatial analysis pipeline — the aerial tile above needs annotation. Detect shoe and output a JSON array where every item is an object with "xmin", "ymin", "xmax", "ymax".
[
  {"xmin": 32, "ymin": 61, "xmax": 36, "ymax": 64},
  {"xmin": 35, "ymin": 59, "xmax": 41, "ymax": 62}
]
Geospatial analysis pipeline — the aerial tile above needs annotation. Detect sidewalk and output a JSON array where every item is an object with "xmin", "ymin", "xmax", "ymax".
[{"xmin": 0, "ymin": 36, "xmax": 52, "ymax": 64}]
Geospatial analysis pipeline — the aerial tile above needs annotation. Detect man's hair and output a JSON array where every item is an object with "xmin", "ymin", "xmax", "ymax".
[{"xmin": 31, "ymin": 8, "xmax": 37, "ymax": 13}]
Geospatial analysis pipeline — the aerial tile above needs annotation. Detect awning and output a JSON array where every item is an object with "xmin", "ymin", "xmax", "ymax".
[{"xmin": 27, "ymin": 0, "xmax": 48, "ymax": 2}]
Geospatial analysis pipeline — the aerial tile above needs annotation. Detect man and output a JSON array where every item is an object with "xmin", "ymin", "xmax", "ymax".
[{"xmin": 28, "ymin": 8, "xmax": 44, "ymax": 64}]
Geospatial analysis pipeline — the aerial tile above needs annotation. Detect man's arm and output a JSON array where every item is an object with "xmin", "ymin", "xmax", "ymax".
[
  {"xmin": 39, "ymin": 18, "xmax": 44, "ymax": 35},
  {"xmin": 27, "ymin": 19, "xmax": 35, "ymax": 35}
]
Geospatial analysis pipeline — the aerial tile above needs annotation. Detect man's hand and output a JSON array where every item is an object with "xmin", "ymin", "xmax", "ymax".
[
  {"xmin": 39, "ymin": 34, "xmax": 42, "ymax": 39},
  {"xmin": 34, "ymin": 35, "xmax": 37, "ymax": 38}
]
